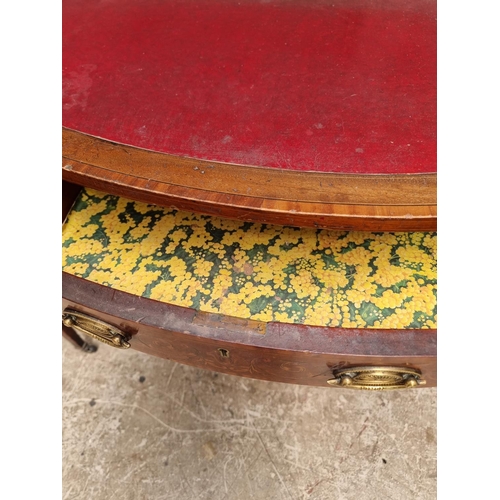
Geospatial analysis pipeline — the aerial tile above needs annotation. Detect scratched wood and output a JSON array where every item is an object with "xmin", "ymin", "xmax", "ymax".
[
  {"xmin": 62, "ymin": 0, "xmax": 437, "ymax": 381},
  {"xmin": 62, "ymin": 273, "xmax": 436, "ymax": 387},
  {"xmin": 63, "ymin": 129, "xmax": 436, "ymax": 231}
]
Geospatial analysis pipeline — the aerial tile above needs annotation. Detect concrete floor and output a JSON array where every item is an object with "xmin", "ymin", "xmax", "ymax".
[{"xmin": 62, "ymin": 340, "xmax": 437, "ymax": 500}]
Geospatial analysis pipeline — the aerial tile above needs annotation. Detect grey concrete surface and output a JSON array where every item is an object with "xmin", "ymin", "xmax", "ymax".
[{"xmin": 62, "ymin": 340, "xmax": 437, "ymax": 500}]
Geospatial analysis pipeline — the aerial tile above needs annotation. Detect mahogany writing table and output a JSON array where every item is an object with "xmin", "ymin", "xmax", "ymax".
[{"xmin": 63, "ymin": 0, "xmax": 436, "ymax": 390}]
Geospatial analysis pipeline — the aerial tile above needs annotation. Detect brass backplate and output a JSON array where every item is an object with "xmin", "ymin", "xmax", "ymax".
[
  {"xmin": 62, "ymin": 309, "xmax": 131, "ymax": 349},
  {"xmin": 327, "ymin": 366, "xmax": 425, "ymax": 390}
]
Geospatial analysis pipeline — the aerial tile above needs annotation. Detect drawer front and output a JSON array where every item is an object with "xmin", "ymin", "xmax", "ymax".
[{"xmin": 63, "ymin": 273, "xmax": 436, "ymax": 388}]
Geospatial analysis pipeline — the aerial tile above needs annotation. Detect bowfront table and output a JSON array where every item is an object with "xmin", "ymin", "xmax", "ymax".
[{"xmin": 62, "ymin": 0, "xmax": 436, "ymax": 390}]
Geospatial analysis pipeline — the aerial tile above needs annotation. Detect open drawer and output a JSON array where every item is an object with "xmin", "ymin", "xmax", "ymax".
[{"xmin": 62, "ymin": 184, "xmax": 436, "ymax": 389}]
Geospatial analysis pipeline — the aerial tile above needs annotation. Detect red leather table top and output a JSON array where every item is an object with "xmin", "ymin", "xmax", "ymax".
[{"xmin": 63, "ymin": 0, "xmax": 436, "ymax": 174}]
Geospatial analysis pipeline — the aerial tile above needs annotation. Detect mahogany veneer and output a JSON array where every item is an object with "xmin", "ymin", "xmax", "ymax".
[{"xmin": 62, "ymin": 0, "xmax": 437, "ymax": 388}]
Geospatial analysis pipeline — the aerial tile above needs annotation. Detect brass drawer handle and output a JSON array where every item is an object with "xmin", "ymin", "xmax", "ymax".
[
  {"xmin": 62, "ymin": 309, "xmax": 131, "ymax": 349},
  {"xmin": 327, "ymin": 366, "xmax": 426, "ymax": 390}
]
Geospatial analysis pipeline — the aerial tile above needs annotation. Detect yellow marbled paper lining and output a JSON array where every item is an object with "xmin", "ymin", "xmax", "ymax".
[{"xmin": 62, "ymin": 188, "xmax": 437, "ymax": 329}]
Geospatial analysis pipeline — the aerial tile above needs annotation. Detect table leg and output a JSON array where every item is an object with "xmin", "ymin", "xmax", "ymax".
[{"xmin": 62, "ymin": 324, "xmax": 98, "ymax": 353}]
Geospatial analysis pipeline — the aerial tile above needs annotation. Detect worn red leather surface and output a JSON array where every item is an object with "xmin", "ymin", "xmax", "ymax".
[{"xmin": 63, "ymin": 0, "xmax": 436, "ymax": 174}]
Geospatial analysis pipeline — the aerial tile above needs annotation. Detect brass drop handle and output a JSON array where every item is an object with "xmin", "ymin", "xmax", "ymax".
[
  {"xmin": 62, "ymin": 309, "xmax": 131, "ymax": 349},
  {"xmin": 327, "ymin": 366, "xmax": 426, "ymax": 390}
]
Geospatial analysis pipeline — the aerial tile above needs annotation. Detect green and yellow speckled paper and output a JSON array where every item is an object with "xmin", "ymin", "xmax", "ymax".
[{"xmin": 62, "ymin": 189, "xmax": 437, "ymax": 329}]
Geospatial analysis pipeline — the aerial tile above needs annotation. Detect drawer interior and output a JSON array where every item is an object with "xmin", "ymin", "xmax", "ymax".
[{"xmin": 62, "ymin": 188, "xmax": 436, "ymax": 330}]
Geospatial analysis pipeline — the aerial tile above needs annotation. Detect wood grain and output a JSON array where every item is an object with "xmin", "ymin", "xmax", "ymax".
[
  {"xmin": 63, "ymin": 129, "xmax": 436, "ymax": 231},
  {"xmin": 62, "ymin": 273, "xmax": 437, "ymax": 387}
]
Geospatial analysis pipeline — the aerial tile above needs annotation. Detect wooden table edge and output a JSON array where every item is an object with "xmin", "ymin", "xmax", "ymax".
[{"xmin": 63, "ymin": 128, "xmax": 437, "ymax": 231}]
